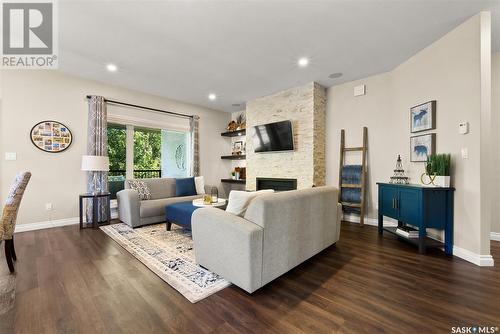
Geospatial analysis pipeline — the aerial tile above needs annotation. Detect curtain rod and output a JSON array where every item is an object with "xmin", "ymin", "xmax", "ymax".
[{"xmin": 86, "ymin": 95, "xmax": 194, "ymax": 119}]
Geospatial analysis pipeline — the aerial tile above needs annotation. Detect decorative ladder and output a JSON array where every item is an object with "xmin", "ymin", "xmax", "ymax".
[{"xmin": 338, "ymin": 127, "xmax": 368, "ymax": 226}]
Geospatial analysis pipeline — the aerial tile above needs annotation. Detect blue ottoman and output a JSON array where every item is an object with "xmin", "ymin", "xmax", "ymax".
[{"xmin": 165, "ymin": 201, "xmax": 200, "ymax": 231}]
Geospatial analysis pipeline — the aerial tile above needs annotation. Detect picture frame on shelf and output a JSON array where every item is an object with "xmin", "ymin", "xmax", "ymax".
[
  {"xmin": 410, "ymin": 133, "xmax": 435, "ymax": 162},
  {"xmin": 410, "ymin": 100, "xmax": 436, "ymax": 133},
  {"xmin": 232, "ymin": 141, "xmax": 243, "ymax": 155}
]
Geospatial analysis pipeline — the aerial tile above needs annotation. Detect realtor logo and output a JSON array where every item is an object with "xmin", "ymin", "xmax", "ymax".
[{"xmin": 1, "ymin": 0, "xmax": 58, "ymax": 69}]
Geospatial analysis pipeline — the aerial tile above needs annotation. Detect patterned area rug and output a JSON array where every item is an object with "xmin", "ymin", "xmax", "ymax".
[{"xmin": 100, "ymin": 223, "xmax": 230, "ymax": 303}]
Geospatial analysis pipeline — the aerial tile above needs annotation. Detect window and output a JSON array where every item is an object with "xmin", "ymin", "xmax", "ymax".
[
  {"xmin": 161, "ymin": 130, "xmax": 190, "ymax": 178},
  {"xmin": 108, "ymin": 123, "xmax": 126, "ymax": 199},
  {"xmin": 133, "ymin": 127, "xmax": 162, "ymax": 179},
  {"xmin": 107, "ymin": 122, "xmax": 191, "ymax": 199}
]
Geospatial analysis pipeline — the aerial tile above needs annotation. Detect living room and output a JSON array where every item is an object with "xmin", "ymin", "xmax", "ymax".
[{"xmin": 1, "ymin": 1, "xmax": 499, "ymax": 333}]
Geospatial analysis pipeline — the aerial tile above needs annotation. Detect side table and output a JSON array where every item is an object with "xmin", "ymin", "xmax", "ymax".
[{"xmin": 79, "ymin": 192, "xmax": 111, "ymax": 229}]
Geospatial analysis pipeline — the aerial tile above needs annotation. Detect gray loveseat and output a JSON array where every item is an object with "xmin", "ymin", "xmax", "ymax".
[
  {"xmin": 117, "ymin": 178, "xmax": 203, "ymax": 228},
  {"xmin": 192, "ymin": 186, "xmax": 341, "ymax": 293}
]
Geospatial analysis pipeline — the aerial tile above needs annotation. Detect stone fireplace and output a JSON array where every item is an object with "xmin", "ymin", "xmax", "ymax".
[{"xmin": 245, "ymin": 82, "xmax": 326, "ymax": 191}]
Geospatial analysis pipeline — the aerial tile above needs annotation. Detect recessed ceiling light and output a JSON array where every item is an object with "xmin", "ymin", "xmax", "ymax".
[
  {"xmin": 298, "ymin": 57, "xmax": 309, "ymax": 67},
  {"xmin": 328, "ymin": 72, "xmax": 343, "ymax": 79},
  {"xmin": 106, "ymin": 63, "xmax": 118, "ymax": 72},
  {"xmin": 208, "ymin": 93, "xmax": 217, "ymax": 101}
]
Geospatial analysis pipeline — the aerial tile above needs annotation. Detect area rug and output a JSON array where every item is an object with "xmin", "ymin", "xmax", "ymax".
[{"xmin": 100, "ymin": 223, "xmax": 230, "ymax": 303}]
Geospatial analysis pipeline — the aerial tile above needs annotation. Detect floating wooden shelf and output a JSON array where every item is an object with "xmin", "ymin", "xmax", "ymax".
[
  {"xmin": 221, "ymin": 179, "xmax": 246, "ymax": 184},
  {"xmin": 220, "ymin": 129, "xmax": 246, "ymax": 137},
  {"xmin": 221, "ymin": 155, "xmax": 246, "ymax": 160}
]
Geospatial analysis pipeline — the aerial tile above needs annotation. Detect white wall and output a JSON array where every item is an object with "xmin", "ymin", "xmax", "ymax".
[
  {"xmin": 326, "ymin": 13, "xmax": 492, "ymax": 258},
  {"xmin": 492, "ymin": 52, "xmax": 500, "ymax": 234},
  {"xmin": 0, "ymin": 70, "xmax": 230, "ymax": 225}
]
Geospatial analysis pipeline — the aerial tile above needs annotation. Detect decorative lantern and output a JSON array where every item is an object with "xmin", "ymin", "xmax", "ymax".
[
  {"xmin": 390, "ymin": 155, "xmax": 409, "ymax": 184},
  {"xmin": 210, "ymin": 186, "xmax": 219, "ymax": 203}
]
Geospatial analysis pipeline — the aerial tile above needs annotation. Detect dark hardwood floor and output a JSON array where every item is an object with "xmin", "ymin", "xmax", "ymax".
[{"xmin": 1, "ymin": 222, "xmax": 499, "ymax": 334}]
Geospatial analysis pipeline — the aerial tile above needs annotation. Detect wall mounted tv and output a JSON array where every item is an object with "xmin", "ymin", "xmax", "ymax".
[{"xmin": 250, "ymin": 120, "xmax": 294, "ymax": 153}]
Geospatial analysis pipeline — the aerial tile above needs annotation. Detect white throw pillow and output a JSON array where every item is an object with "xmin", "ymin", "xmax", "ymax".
[
  {"xmin": 226, "ymin": 189, "xmax": 274, "ymax": 217},
  {"xmin": 195, "ymin": 176, "xmax": 205, "ymax": 195}
]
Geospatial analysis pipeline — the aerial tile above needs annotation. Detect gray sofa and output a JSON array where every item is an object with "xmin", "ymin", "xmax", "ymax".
[
  {"xmin": 117, "ymin": 178, "xmax": 203, "ymax": 228},
  {"xmin": 192, "ymin": 186, "xmax": 342, "ymax": 293}
]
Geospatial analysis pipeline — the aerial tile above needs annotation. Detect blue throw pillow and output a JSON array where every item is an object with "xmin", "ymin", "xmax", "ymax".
[{"xmin": 175, "ymin": 177, "xmax": 197, "ymax": 197}]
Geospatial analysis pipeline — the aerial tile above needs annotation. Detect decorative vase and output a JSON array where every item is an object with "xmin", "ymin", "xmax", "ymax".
[
  {"xmin": 420, "ymin": 173, "xmax": 451, "ymax": 187},
  {"xmin": 433, "ymin": 176, "xmax": 451, "ymax": 187},
  {"xmin": 211, "ymin": 186, "xmax": 218, "ymax": 203},
  {"xmin": 203, "ymin": 194, "xmax": 212, "ymax": 205}
]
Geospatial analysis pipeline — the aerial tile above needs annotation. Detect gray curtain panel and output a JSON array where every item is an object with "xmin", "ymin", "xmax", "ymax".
[
  {"xmin": 86, "ymin": 95, "xmax": 109, "ymax": 222},
  {"xmin": 190, "ymin": 115, "xmax": 200, "ymax": 177}
]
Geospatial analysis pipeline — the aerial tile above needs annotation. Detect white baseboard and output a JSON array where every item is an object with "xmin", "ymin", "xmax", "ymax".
[
  {"xmin": 15, "ymin": 217, "xmax": 79, "ymax": 233},
  {"xmin": 453, "ymin": 246, "xmax": 494, "ymax": 267},
  {"xmin": 342, "ymin": 213, "xmax": 397, "ymax": 227},
  {"xmin": 491, "ymin": 232, "xmax": 500, "ymax": 241},
  {"xmin": 15, "ymin": 210, "xmax": 118, "ymax": 233},
  {"xmin": 344, "ymin": 214, "xmax": 495, "ymax": 267}
]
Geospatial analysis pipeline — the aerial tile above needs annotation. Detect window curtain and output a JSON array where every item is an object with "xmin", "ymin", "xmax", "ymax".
[
  {"xmin": 190, "ymin": 115, "xmax": 200, "ymax": 177},
  {"xmin": 87, "ymin": 95, "xmax": 109, "ymax": 222}
]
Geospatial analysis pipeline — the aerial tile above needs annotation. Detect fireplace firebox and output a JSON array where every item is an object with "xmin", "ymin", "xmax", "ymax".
[{"xmin": 256, "ymin": 178, "xmax": 297, "ymax": 192}]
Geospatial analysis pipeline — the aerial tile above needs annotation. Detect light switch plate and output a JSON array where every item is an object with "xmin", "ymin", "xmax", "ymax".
[
  {"xmin": 461, "ymin": 148, "xmax": 468, "ymax": 159},
  {"xmin": 459, "ymin": 122, "xmax": 469, "ymax": 134},
  {"xmin": 5, "ymin": 152, "xmax": 16, "ymax": 161}
]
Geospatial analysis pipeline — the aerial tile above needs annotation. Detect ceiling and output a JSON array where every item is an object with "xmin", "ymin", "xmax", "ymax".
[{"xmin": 58, "ymin": 0, "xmax": 500, "ymax": 112}]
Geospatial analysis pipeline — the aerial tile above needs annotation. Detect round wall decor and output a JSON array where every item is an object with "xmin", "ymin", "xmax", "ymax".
[{"xmin": 30, "ymin": 121, "xmax": 73, "ymax": 153}]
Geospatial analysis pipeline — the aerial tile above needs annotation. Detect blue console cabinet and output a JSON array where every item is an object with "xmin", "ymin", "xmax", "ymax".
[{"xmin": 377, "ymin": 183, "xmax": 455, "ymax": 255}]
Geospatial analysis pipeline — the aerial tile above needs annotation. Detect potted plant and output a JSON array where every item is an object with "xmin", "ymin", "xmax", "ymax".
[{"xmin": 423, "ymin": 153, "xmax": 451, "ymax": 187}]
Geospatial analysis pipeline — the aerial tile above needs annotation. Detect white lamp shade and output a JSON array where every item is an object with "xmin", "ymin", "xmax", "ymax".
[{"xmin": 81, "ymin": 155, "xmax": 109, "ymax": 172}]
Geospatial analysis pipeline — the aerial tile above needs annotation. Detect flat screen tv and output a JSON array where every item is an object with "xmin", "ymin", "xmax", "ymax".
[{"xmin": 250, "ymin": 120, "xmax": 294, "ymax": 153}]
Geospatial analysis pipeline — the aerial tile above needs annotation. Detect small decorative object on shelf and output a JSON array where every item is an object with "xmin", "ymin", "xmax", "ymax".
[
  {"xmin": 390, "ymin": 155, "xmax": 409, "ymax": 184},
  {"xmin": 235, "ymin": 167, "xmax": 242, "ymax": 180},
  {"xmin": 203, "ymin": 194, "xmax": 212, "ymax": 205},
  {"xmin": 239, "ymin": 167, "xmax": 246, "ymax": 180},
  {"xmin": 421, "ymin": 153, "xmax": 451, "ymax": 187},
  {"xmin": 236, "ymin": 114, "xmax": 246, "ymax": 130},
  {"xmin": 232, "ymin": 141, "xmax": 243, "ymax": 155},
  {"xmin": 226, "ymin": 120, "xmax": 238, "ymax": 132},
  {"xmin": 210, "ymin": 186, "xmax": 219, "ymax": 203}
]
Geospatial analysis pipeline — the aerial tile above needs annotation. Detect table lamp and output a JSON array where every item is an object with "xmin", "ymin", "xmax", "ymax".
[{"xmin": 81, "ymin": 155, "xmax": 109, "ymax": 194}]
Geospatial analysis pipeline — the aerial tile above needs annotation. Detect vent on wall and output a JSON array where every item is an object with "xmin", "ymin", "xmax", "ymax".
[{"xmin": 354, "ymin": 84, "xmax": 366, "ymax": 97}]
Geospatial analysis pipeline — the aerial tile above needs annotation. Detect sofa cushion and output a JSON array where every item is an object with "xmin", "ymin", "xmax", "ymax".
[
  {"xmin": 127, "ymin": 180, "xmax": 151, "ymax": 200},
  {"xmin": 175, "ymin": 177, "xmax": 197, "ymax": 197},
  {"xmin": 140, "ymin": 194, "xmax": 202, "ymax": 218},
  {"xmin": 195, "ymin": 176, "xmax": 205, "ymax": 195},
  {"xmin": 144, "ymin": 178, "xmax": 176, "ymax": 200},
  {"xmin": 226, "ymin": 189, "xmax": 274, "ymax": 217}
]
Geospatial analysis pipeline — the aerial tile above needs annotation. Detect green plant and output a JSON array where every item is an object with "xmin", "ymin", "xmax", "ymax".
[{"xmin": 426, "ymin": 154, "xmax": 451, "ymax": 176}]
